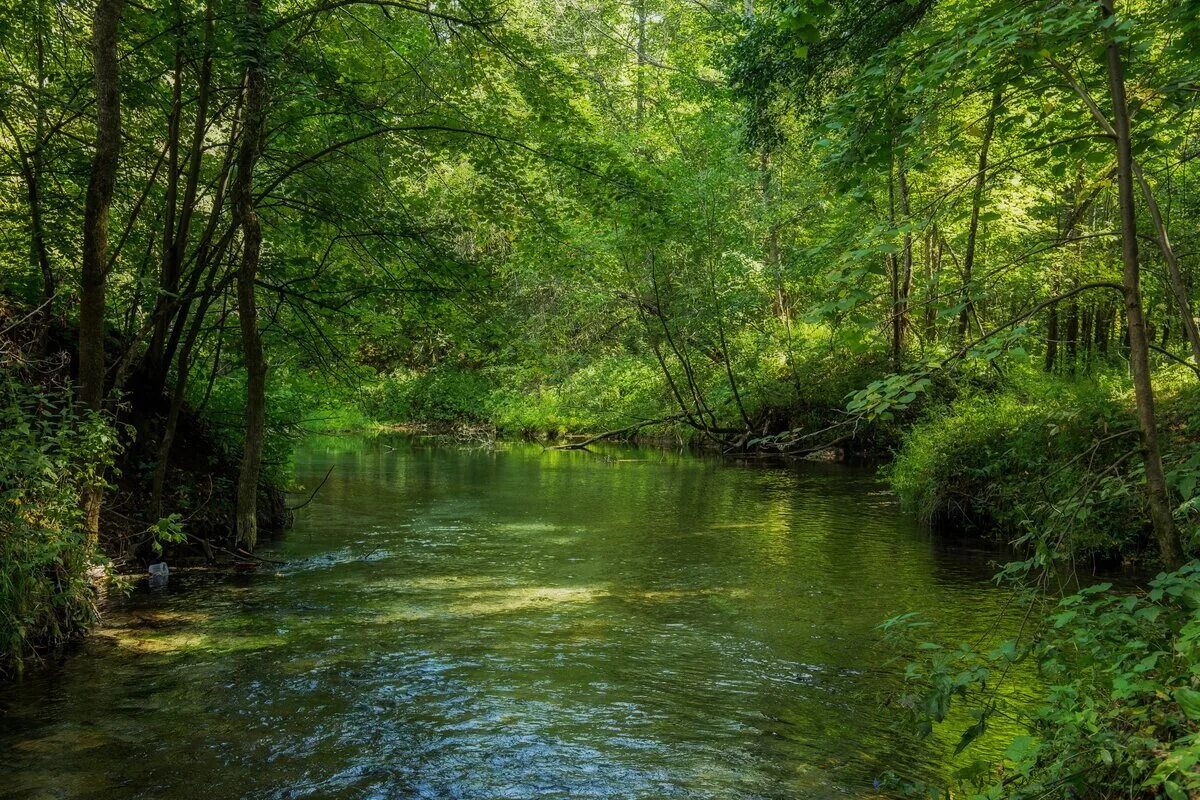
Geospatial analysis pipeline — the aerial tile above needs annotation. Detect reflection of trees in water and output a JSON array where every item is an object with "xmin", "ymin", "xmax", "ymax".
[{"xmin": 0, "ymin": 436, "xmax": 1029, "ymax": 798}]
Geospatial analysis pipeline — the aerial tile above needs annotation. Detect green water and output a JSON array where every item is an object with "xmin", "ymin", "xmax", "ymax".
[{"xmin": 0, "ymin": 437, "xmax": 1023, "ymax": 799}]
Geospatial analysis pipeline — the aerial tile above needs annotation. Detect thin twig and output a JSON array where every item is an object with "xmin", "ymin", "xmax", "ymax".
[{"xmin": 287, "ymin": 465, "xmax": 335, "ymax": 511}]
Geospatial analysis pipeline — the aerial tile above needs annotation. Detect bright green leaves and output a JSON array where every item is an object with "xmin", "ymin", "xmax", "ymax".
[
  {"xmin": 777, "ymin": 0, "xmax": 832, "ymax": 58},
  {"xmin": 884, "ymin": 565, "xmax": 1200, "ymax": 799},
  {"xmin": 0, "ymin": 376, "xmax": 124, "ymax": 674},
  {"xmin": 1174, "ymin": 687, "xmax": 1200, "ymax": 721},
  {"xmin": 964, "ymin": 325, "xmax": 1029, "ymax": 364},
  {"xmin": 146, "ymin": 513, "xmax": 186, "ymax": 555},
  {"xmin": 1004, "ymin": 733, "xmax": 1035, "ymax": 763},
  {"xmin": 846, "ymin": 372, "xmax": 933, "ymax": 421}
]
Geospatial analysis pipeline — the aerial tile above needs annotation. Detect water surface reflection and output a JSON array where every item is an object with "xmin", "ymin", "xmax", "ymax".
[{"xmin": 0, "ymin": 437, "xmax": 1022, "ymax": 799}]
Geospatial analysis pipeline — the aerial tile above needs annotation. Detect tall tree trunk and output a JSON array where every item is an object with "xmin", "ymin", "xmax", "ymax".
[
  {"xmin": 1102, "ymin": 0, "xmax": 1183, "ymax": 568},
  {"xmin": 926, "ymin": 227, "xmax": 943, "ymax": 337},
  {"xmin": 79, "ymin": 0, "xmax": 124, "ymax": 549},
  {"xmin": 142, "ymin": 0, "xmax": 217, "ymax": 399},
  {"xmin": 150, "ymin": 258, "xmax": 225, "ymax": 517},
  {"xmin": 960, "ymin": 87, "xmax": 1000, "ymax": 339},
  {"xmin": 145, "ymin": 25, "xmax": 184, "ymax": 388},
  {"xmin": 27, "ymin": 151, "xmax": 52, "ymax": 306},
  {"xmin": 233, "ymin": 0, "xmax": 267, "ymax": 550},
  {"xmin": 158, "ymin": 0, "xmax": 216, "ymax": 375},
  {"xmin": 32, "ymin": 0, "xmax": 53, "ymax": 306}
]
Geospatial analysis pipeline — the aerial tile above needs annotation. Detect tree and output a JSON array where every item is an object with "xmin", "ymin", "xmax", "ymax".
[{"xmin": 78, "ymin": 0, "xmax": 124, "ymax": 549}]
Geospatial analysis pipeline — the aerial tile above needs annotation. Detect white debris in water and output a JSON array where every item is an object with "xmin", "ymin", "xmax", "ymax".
[{"xmin": 148, "ymin": 562, "xmax": 169, "ymax": 588}]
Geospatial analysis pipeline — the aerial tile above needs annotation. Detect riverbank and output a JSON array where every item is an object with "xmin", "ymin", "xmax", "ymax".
[
  {"xmin": 0, "ymin": 304, "xmax": 294, "ymax": 677},
  {"xmin": 333, "ymin": 358, "xmax": 1199, "ymax": 568}
]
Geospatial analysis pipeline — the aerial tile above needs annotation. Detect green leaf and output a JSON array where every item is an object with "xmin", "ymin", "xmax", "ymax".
[
  {"xmin": 1005, "ymin": 734, "xmax": 1034, "ymax": 763},
  {"xmin": 954, "ymin": 713, "xmax": 987, "ymax": 755},
  {"xmin": 1174, "ymin": 687, "xmax": 1200, "ymax": 720}
]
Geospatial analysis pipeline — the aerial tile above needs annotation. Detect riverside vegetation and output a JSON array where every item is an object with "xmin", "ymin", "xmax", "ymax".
[{"xmin": 2, "ymin": 0, "xmax": 1200, "ymax": 796}]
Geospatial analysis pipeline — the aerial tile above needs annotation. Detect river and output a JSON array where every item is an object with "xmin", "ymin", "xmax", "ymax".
[{"xmin": 0, "ymin": 436, "xmax": 1025, "ymax": 799}]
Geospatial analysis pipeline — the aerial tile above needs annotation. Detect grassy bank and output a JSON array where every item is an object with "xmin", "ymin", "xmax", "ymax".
[{"xmin": 344, "ymin": 355, "xmax": 1200, "ymax": 567}]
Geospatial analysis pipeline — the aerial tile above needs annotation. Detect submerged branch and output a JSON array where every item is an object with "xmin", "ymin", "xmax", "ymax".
[
  {"xmin": 287, "ymin": 466, "xmax": 335, "ymax": 511},
  {"xmin": 549, "ymin": 415, "xmax": 686, "ymax": 450}
]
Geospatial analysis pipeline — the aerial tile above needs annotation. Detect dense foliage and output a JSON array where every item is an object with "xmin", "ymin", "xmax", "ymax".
[
  {"xmin": 0, "ymin": 374, "xmax": 119, "ymax": 672},
  {"xmin": 883, "ymin": 564, "xmax": 1200, "ymax": 800},
  {"xmin": 2, "ymin": 0, "xmax": 1200, "ymax": 792}
]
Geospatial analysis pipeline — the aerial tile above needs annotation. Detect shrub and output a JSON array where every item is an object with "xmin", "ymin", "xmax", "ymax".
[
  {"xmin": 0, "ymin": 375, "xmax": 120, "ymax": 675},
  {"xmin": 488, "ymin": 356, "xmax": 665, "ymax": 437},
  {"xmin": 887, "ymin": 374, "xmax": 1145, "ymax": 558},
  {"xmin": 361, "ymin": 366, "xmax": 494, "ymax": 426},
  {"xmin": 882, "ymin": 564, "xmax": 1200, "ymax": 800}
]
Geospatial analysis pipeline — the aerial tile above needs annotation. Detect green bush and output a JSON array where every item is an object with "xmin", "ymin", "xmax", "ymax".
[
  {"xmin": 359, "ymin": 357, "xmax": 668, "ymax": 439},
  {"xmin": 0, "ymin": 376, "xmax": 120, "ymax": 675},
  {"xmin": 361, "ymin": 366, "xmax": 494, "ymax": 426},
  {"xmin": 887, "ymin": 373, "xmax": 1144, "ymax": 557},
  {"xmin": 488, "ymin": 356, "xmax": 665, "ymax": 437},
  {"xmin": 883, "ymin": 563, "xmax": 1200, "ymax": 800}
]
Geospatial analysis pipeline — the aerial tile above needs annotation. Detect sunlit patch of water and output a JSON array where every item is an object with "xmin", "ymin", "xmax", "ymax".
[{"xmin": 0, "ymin": 437, "xmax": 1027, "ymax": 799}]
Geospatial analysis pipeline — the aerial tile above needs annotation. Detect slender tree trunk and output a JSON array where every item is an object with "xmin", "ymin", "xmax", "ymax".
[
  {"xmin": 1065, "ymin": 300, "xmax": 1079, "ymax": 374},
  {"xmin": 1044, "ymin": 302, "xmax": 1059, "ymax": 373},
  {"xmin": 925, "ymin": 227, "xmax": 941, "ymax": 337},
  {"xmin": 1081, "ymin": 305, "xmax": 1093, "ymax": 372},
  {"xmin": 897, "ymin": 153, "xmax": 913, "ymax": 358},
  {"xmin": 27, "ymin": 156, "xmax": 52, "ymax": 305},
  {"xmin": 150, "ymin": 327, "xmax": 195, "ymax": 518},
  {"xmin": 159, "ymin": 0, "xmax": 216, "ymax": 374},
  {"xmin": 145, "ymin": 25, "xmax": 184, "ymax": 387},
  {"xmin": 79, "ymin": 0, "xmax": 124, "ymax": 549},
  {"xmin": 233, "ymin": 0, "xmax": 267, "ymax": 549},
  {"xmin": 32, "ymin": 0, "xmax": 52, "ymax": 305},
  {"xmin": 4, "ymin": 106, "xmax": 55, "ymax": 311},
  {"xmin": 150, "ymin": 260, "xmax": 225, "ymax": 517},
  {"xmin": 1102, "ymin": 0, "xmax": 1183, "ymax": 568},
  {"xmin": 960, "ymin": 87, "xmax": 1000, "ymax": 339},
  {"xmin": 886, "ymin": 152, "xmax": 913, "ymax": 370},
  {"xmin": 1132, "ymin": 162, "xmax": 1200, "ymax": 366},
  {"xmin": 142, "ymin": 0, "xmax": 217, "ymax": 399}
]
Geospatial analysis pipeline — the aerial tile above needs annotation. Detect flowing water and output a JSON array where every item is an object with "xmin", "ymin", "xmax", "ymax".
[{"xmin": 0, "ymin": 436, "xmax": 1026, "ymax": 799}]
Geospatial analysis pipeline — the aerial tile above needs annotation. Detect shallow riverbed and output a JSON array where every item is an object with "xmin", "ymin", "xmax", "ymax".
[{"xmin": 0, "ymin": 436, "xmax": 1024, "ymax": 799}]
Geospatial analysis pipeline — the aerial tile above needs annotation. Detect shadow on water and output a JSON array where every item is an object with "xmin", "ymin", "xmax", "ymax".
[{"xmin": 0, "ymin": 435, "xmax": 1030, "ymax": 799}]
